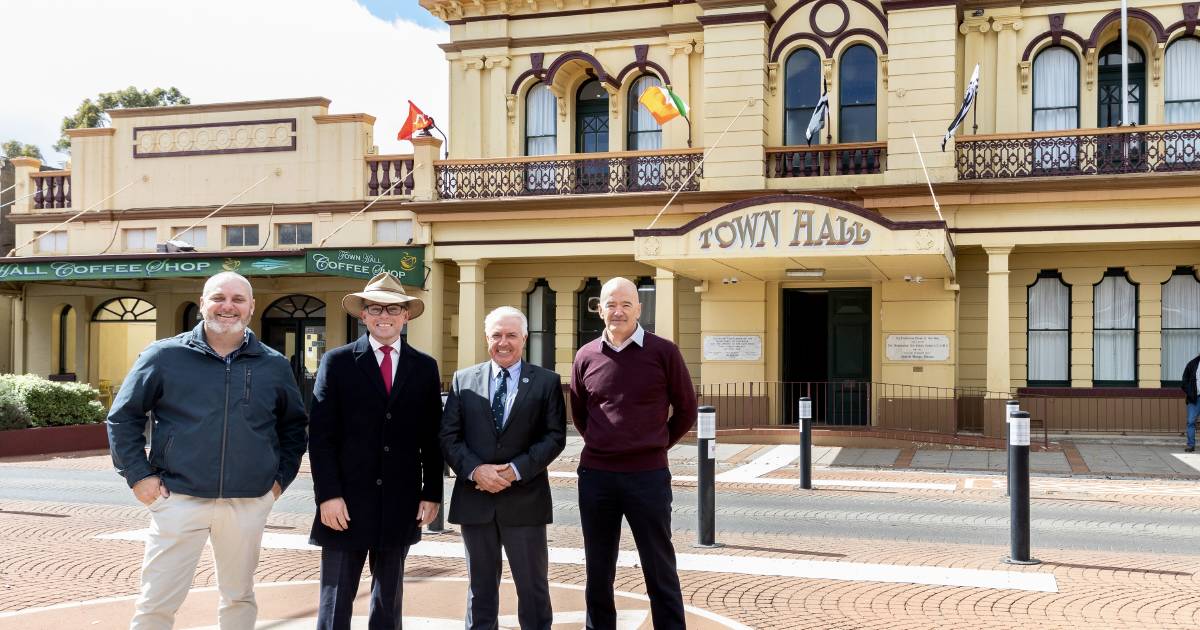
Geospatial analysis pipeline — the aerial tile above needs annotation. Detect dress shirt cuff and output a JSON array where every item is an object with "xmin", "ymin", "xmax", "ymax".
[{"xmin": 509, "ymin": 462, "xmax": 521, "ymax": 480}]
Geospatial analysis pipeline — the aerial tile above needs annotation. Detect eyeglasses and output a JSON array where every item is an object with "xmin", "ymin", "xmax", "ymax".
[{"xmin": 365, "ymin": 304, "xmax": 406, "ymax": 316}]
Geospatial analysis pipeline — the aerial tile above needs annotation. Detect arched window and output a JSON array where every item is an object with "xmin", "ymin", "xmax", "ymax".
[
  {"xmin": 1032, "ymin": 46, "xmax": 1080, "ymax": 131},
  {"xmin": 525, "ymin": 82, "xmax": 557, "ymax": 156},
  {"xmin": 784, "ymin": 48, "xmax": 823, "ymax": 146},
  {"xmin": 526, "ymin": 279, "xmax": 556, "ymax": 368},
  {"xmin": 575, "ymin": 79, "xmax": 610, "ymax": 153},
  {"xmin": 181, "ymin": 302, "xmax": 201, "ymax": 333},
  {"xmin": 93, "ymin": 297, "xmax": 157, "ymax": 322},
  {"xmin": 627, "ymin": 75, "xmax": 663, "ymax": 150},
  {"xmin": 54, "ymin": 305, "xmax": 76, "ymax": 375},
  {"xmin": 637, "ymin": 276, "xmax": 656, "ymax": 333},
  {"xmin": 1161, "ymin": 267, "xmax": 1200, "ymax": 385},
  {"xmin": 1028, "ymin": 272, "xmax": 1070, "ymax": 386},
  {"xmin": 1166, "ymin": 37, "xmax": 1200, "ymax": 123},
  {"xmin": 838, "ymin": 45, "xmax": 877, "ymax": 143},
  {"xmin": 1093, "ymin": 269, "xmax": 1137, "ymax": 387},
  {"xmin": 1097, "ymin": 40, "xmax": 1145, "ymax": 126},
  {"xmin": 91, "ymin": 297, "xmax": 157, "ymax": 393},
  {"xmin": 576, "ymin": 277, "xmax": 603, "ymax": 351}
]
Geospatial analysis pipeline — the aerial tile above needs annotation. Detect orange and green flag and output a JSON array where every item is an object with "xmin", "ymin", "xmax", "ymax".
[{"xmin": 638, "ymin": 86, "xmax": 689, "ymax": 125}]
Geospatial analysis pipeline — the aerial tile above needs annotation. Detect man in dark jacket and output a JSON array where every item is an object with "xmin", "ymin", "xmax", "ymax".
[
  {"xmin": 441, "ymin": 306, "xmax": 566, "ymax": 630},
  {"xmin": 308, "ymin": 272, "xmax": 444, "ymax": 629},
  {"xmin": 107, "ymin": 271, "xmax": 308, "ymax": 630},
  {"xmin": 1182, "ymin": 353, "xmax": 1199, "ymax": 453}
]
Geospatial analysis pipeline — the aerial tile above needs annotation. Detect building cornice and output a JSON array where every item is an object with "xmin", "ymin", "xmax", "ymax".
[
  {"xmin": 8, "ymin": 198, "xmax": 413, "ymax": 225},
  {"xmin": 107, "ymin": 97, "xmax": 331, "ymax": 119},
  {"xmin": 66, "ymin": 128, "xmax": 117, "ymax": 138},
  {"xmin": 313, "ymin": 113, "xmax": 377, "ymax": 125}
]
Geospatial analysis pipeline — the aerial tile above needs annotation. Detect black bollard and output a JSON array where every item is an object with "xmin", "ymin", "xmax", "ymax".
[
  {"xmin": 694, "ymin": 405, "xmax": 721, "ymax": 548},
  {"xmin": 1004, "ymin": 410, "xmax": 1039, "ymax": 565},
  {"xmin": 798, "ymin": 397, "xmax": 813, "ymax": 490},
  {"xmin": 1005, "ymin": 399, "xmax": 1020, "ymax": 498}
]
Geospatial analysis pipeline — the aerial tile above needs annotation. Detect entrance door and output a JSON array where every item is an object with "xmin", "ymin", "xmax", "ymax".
[
  {"xmin": 575, "ymin": 79, "xmax": 610, "ymax": 192},
  {"xmin": 782, "ymin": 288, "xmax": 871, "ymax": 425},
  {"xmin": 1096, "ymin": 40, "xmax": 1146, "ymax": 172},
  {"xmin": 261, "ymin": 295, "xmax": 327, "ymax": 410}
]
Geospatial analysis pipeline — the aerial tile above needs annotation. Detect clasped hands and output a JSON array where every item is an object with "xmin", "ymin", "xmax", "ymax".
[{"xmin": 472, "ymin": 463, "xmax": 517, "ymax": 493}]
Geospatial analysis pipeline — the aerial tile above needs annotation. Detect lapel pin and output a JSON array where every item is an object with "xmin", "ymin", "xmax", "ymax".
[{"xmin": 522, "ymin": 377, "xmax": 529, "ymax": 383}]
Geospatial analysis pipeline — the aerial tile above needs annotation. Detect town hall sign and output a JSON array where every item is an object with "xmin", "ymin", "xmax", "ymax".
[{"xmin": 697, "ymin": 208, "xmax": 872, "ymax": 250}]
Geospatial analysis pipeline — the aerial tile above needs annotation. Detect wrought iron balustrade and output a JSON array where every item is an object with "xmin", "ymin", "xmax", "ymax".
[
  {"xmin": 956, "ymin": 123, "xmax": 1200, "ymax": 179},
  {"xmin": 766, "ymin": 142, "xmax": 886, "ymax": 178},
  {"xmin": 366, "ymin": 155, "xmax": 414, "ymax": 196},
  {"xmin": 31, "ymin": 171, "xmax": 71, "ymax": 209},
  {"xmin": 434, "ymin": 149, "xmax": 704, "ymax": 200}
]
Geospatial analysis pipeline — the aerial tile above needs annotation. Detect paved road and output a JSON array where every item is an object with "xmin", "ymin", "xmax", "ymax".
[{"xmin": 3, "ymin": 465, "xmax": 1196, "ymax": 556}]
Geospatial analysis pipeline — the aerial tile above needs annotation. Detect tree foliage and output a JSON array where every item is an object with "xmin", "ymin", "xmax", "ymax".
[
  {"xmin": 1, "ymin": 140, "xmax": 43, "ymax": 161},
  {"xmin": 55, "ymin": 86, "xmax": 190, "ymax": 153}
]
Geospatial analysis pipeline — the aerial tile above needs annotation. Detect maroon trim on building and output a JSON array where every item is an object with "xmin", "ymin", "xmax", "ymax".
[
  {"xmin": 132, "ymin": 118, "xmax": 298, "ymax": 159},
  {"xmin": 632, "ymin": 194, "xmax": 947, "ymax": 237},
  {"xmin": 771, "ymin": 33, "xmax": 833, "ymax": 60},
  {"xmin": 768, "ymin": 0, "xmax": 887, "ymax": 53},
  {"xmin": 445, "ymin": 0, "xmax": 689, "ymax": 24},
  {"xmin": 696, "ymin": 11, "xmax": 775, "ymax": 27},
  {"xmin": 510, "ymin": 53, "xmax": 547, "ymax": 95},
  {"xmin": 545, "ymin": 51, "xmax": 620, "ymax": 89},
  {"xmin": 1086, "ymin": 7, "xmax": 1168, "ymax": 47},
  {"xmin": 831, "ymin": 28, "xmax": 888, "ymax": 54},
  {"xmin": 615, "ymin": 60, "xmax": 673, "ymax": 86},
  {"xmin": 1022, "ymin": 14, "xmax": 1086, "ymax": 61},
  {"xmin": 1018, "ymin": 386, "xmax": 1184, "ymax": 398},
  {"xmin": 950, "ymin": 219, "xmax": 1200, "ymax": 234},
  {"xmin": 1166, "ymin": 3, "xmax": 1200, "ymax": 38},
  {"xmin": 435, "ymin": 236, "xmax": 634, "ymax": 246},
  {"xmin": 810, "ymin": 0, "xmax": 850, "ymax": 38},
  {"xmin": 880, "ymin": 0, "xmax": 956, "ymax": 10}
]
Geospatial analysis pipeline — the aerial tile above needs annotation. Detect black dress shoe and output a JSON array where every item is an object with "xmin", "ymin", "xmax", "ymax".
[{"xmin": 1187, "ymin": 447, "xmax": 1196, "ymax": 453}]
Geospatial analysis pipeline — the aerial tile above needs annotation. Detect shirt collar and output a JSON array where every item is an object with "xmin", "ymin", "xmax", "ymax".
[
  {"xmin": 369, "ymin": 336, "xmax": 402, "ymax": 352},
  {"xmin": 198, "ymin": 327, "xmax": 251, "ymax": 356},
  {"xmin": 602, "ymin": 323, "xmax": 645, "ymax": 351},
  {"xmin": 491, "ymin": 360, "xmax": 522, "ymax": 380}
]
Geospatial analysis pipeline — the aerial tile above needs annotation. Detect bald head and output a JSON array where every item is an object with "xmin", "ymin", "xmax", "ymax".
[
  {"xmin": 202, "ymin": 271, "xmax": 253, "ymax": 300},
  {"xmin": 599, "ymin": 277, "xmax": 638, "ymax": 305},
  {"xmin": 598, "ymin": 277, "xmax": 641, "ymax": 344}
]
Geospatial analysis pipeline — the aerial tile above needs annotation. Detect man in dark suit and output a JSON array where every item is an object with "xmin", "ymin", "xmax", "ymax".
[
  {"xmin": 1182, "ymin": 352, "xmax": 1199, "ymax": 453},
  {"xmin": 308, "ymin": 272, "xmax": 444, "ymax": 629},
  {"xmin": 441, "ymin": 306, "xmax": 567, "ymax": 630}
]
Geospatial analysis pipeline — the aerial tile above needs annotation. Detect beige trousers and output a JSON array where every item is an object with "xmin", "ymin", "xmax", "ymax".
[{"xmin": 130, "ymin": 491, "xmax": 275, "ymax": 630}]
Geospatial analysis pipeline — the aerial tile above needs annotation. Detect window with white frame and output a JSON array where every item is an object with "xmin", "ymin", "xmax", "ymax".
[
  {"xmin": 124, "ymin": 227, "xmax": 157, "ymax": 251},
  {"xmin": 173, "ymin": 226, "xmax": 207, "ymax": 248},
  {"xmin": 35, "ymin": 231, "xmax": 68, "ymax": 253},
  {"xmin": 784, "ymin": 47, "xmax": 823, "ymax": 146},
  {"xmin": 374, "ymin": 219, "xmax": 413, "ymax": 244},
  {"xmin": 525, "ymin": 82, "xmax": 558, "ymax": 192},
  {"xmin": 1165, "ymin": 37, "xmax": 1200, "ymax": 166},
  {"xmin": 1093, "ymin": 269, "xmax": 1137, "ymax": 386},
  {"xmin": 226, "ymin": 225, "xmax": 259, "ymax": 247},
  {"xmin": 525, "ymin": 279, "xmax": 556, "ymax": 369},
  {"xmin": 1032, "ymin": 46, "xmax": 1080, "ymax": 172},
  {"xmin": 1027, "ymin": 272, "xmax": 1070, "ymax": 386},
  {"xmin": 838, "ymin": 44, "xmax": 877, "ymax": 143},
  {"xmin": 277, "ymin": 223, "xmax": 312, "ymax": 246},
  {"xmin": 1161, "ymin": 268, "xmax": 1200, "ymax": 385}
]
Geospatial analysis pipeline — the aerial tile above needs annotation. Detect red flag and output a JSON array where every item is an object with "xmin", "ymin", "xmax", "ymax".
[{"xmin": 397, "ymin": 101, "xmax": 434, "ymax": 140}]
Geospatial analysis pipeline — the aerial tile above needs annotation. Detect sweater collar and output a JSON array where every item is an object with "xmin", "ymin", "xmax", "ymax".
[{"xmin": 602, "ymin": 323, "xmax": 645, "ymax": 352}]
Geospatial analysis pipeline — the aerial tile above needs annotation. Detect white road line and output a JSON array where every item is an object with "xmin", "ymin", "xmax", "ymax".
[
  {"xmin": 715, "ymin": 444, "xmax": 799, "ymax": 482},
  {"xmin": 547, "ymin": 471, "xmax": 955, "ymax": 491},
  {"xmin": 95, "ymin": 531, "xmax": 1057, "ymax": 593}
]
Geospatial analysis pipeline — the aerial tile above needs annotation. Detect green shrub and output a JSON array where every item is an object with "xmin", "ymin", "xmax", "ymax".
[
  {"xmin": 0, "ymin": 396, "xmax": 30, "ymax": 431},
  {"xmin": 0, "ymin": 374, "xmax": 105, "ymax": 430}
]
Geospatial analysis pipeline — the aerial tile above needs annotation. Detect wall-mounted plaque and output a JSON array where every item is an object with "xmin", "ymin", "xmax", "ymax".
[
  {"xmin": 885, "ymin": 334, "xmax": 951, "ymax": 362},
  {"xmin": 703, "ymin": 335, "xmax": 763, "ymax": 361}
]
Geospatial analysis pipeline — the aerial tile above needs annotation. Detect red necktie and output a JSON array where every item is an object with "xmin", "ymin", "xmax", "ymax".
[{"xmin": 379, "ymin": 345, "xmax": 393, "ymax": 395}]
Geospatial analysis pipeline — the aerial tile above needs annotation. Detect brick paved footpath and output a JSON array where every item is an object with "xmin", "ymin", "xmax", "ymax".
[{"xmin": 1, "ymin": 454, "xmax": 1198, "ymax": 629}]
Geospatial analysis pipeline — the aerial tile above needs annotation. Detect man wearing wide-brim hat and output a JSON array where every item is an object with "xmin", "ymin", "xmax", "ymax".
[{"xmin": 307, "ymin": 272, "xmax": 444, "ymax": 629}]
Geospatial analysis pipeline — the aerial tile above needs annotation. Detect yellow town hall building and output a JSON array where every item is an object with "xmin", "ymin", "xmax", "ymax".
[{"xmin": 5, "ymin": 0, "xmax": 1200, "ymax": 438}]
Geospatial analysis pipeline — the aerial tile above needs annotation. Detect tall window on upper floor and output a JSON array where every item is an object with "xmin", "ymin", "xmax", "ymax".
[
  {"xmin": 576, "ymin": 79, "xmax": 609, "ymax": 153},
  {"xmin": 784, "ymin": 48, "xmax": 822, "ymax": 146},
  {"xmin": 1028, "ymin": 271, "xmax": 1070, "ymax": 386},
  {"xmin": 1161, "ymin": 268, "xmax": 1200, "ymax": 386},
  {"xmin": 1032, "ymin": 46, "xmax": 1080, "ymax": 131},
  {"xmin": 1093, "ymin": 269, "xmax": 1137, "ymax": 387},
  {"xmin": 627, "ymin": 75, "xmax": 663, "ymax": 150},
  {"xmin": 1097, "ymin": 40, "xmax": 1145, "ymax": 127},
  {"xmin": 526, "ymin": 279, "xmax": 556, "ymax": 369},
  {"xmin": 525, "ymin": 82, "xmax": 557, "ymax": 156},
  {"xmin": 838, "ymin": 45, "xmax": 876, "ymax": 143},
  {"xmin": 1165, "ymin": 37, "xmax": 1200, "ymax": 166}
]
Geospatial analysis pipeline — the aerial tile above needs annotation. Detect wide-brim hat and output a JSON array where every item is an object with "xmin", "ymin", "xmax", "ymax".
[{"xmin": 342, "ymin": 272, "xmax": 424, "ymax": 320}]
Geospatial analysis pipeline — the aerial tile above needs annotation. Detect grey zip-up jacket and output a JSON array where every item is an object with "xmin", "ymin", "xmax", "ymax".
[{"xmin": 107, "ymin": 322, "xmax": 308, "ymax": 498}]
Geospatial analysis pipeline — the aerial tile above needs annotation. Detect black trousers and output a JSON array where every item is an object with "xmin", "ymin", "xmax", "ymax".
[
  {"xmin": 317, "ymin": 545, "xmax": 409, "ymax": 630},
  {"xmin": 578, "ymin": 467, "xmax": 685, "ymax": 630},
  {"xmin": 461, "ymin": 521, "xmax": 553, "ymax": 630}
]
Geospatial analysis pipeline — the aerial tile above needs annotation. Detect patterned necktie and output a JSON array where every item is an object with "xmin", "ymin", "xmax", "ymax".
[
  {"xmin": 379, "ymin": 345, "xmax": 393, "ymax": 395},
  {"xmin": 491, "ymin": 367, "xmax": 508, "ymax": 432}
]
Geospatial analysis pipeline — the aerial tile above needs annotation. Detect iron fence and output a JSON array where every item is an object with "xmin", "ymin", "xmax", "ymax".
[{"xmin": 765, "ymin": 142, "xmax": 886, "ymax": 178}]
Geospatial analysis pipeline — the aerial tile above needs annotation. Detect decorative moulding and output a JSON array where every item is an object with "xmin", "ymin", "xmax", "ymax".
[{"xmin": 132, "ymin": 118, "xmax": 297, "ymax": 159}]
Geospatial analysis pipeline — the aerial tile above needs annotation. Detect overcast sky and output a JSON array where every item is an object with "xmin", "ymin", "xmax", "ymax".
[{"xmin": 1, "ymin": 0, "xmax": 449, "ymax": 167}]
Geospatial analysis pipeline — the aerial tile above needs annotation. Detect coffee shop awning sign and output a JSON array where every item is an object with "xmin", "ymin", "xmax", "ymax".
[{"xmin": 0, "ymin": 247, "xmax": 424, "ymax": 286}]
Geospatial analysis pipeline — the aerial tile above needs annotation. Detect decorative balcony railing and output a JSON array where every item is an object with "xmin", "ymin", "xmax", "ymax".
[
  {"xmin": 956, "ymin": 123, "xmax": 1200, "ymax": 180},
  {"xmin": 434, "ymin": 149, "xmax": 704, "ymax": 200},
  {"xmin": 366, "ymin": 154, "xmax": 414, "ymax": 196},
  {"xmin": 765, "ymin": 142, "xmax": 886, "ymax": 178},
  {"xmin": 31, "ymin": 170, "xmax": 71, "ymax": 209}
]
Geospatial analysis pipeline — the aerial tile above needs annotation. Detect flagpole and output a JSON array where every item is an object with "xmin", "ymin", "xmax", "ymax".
[
  {"xmin": 1121, "ymin": 0, "xmax": 1129, "ymax": 126},
  {"xmin": 823, "ymin": 79, "xmax": 831, "ymax": 145}
]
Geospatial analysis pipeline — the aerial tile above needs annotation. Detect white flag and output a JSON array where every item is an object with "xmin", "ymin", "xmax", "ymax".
[
  {"xmin": 805, "ymin": 90, "xmax": 829, "ymax": 145},
  {"xmin": 942, "ymin": 64, "xmax": 980, "ymax": 151}
]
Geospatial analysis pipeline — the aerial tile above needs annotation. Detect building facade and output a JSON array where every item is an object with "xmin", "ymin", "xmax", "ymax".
[{"xmin": 6, "ymin": 0, "xmax": 1200, "ymax": 436}]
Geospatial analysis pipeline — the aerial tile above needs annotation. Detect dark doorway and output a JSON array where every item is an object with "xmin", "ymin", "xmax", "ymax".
[
  {"xmin": 574, "ymin": 78, "xmax": 610, "ymax": 192},
  {"xmin": 1096, "ymin": 40, "xmax": 1146, "ymax": 172},
  {"xmin": 261, "ymin": 295, "xmax": 326, "ymax": 410},
  {"xmin": 781, "ymin": 288, "xmax": 871, "ymax": 425}
]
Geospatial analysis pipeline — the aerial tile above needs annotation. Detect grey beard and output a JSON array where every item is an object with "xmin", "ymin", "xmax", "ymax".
[{"xmin": 204, "ymin": 318, "xmax": 246, "ymax": 336}]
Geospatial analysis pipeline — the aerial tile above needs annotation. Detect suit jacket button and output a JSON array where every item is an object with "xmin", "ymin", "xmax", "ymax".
[
  {"xmin": 383, "ymin": 446, "xmax": 391, "ymax": 453},
  {"xmin": 385, "ymin": 412, "xmax": 392, "ymax": 420},
  {"xmin": 376, "ymin": 479, "xmax": 383, "ymax": 486}
]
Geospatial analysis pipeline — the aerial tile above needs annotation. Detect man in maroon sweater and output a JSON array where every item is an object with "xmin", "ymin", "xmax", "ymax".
[{"xmin": 570, "ymin": 276, "xmax": 697, "ymax": 629}]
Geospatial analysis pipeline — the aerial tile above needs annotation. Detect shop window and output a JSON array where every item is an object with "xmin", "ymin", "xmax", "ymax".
[
  {"xmin": 526, "ymin": 279, "xmax": 556, "ymax": 368},
  {"xmin": 637, "ymin": 276, "xmax": 656, "ymax": 333},
  {"xmin": 124, "ymin": 227, "xmax": 157, "ymax": 251},
  {"xmin": 173, "ymin": 226, "xmax": 207, "ymax": 248},
  {"xmin": 277, "ymin": 222, "xmax": 313, "ymax": 246},
  {"xmin": 576, "ymin": 277, "xmax": 603, "ymax": 351},
  {"xmin": 374, "ymin": 219, "xmax": 413, "ymax": 244},
  {"xmin": 1093, "ymin": 269, "xmax": 1137, "ymax": 387},
  {"xmin": 1027, "ymin": 271, "xmax": 1070, "ymax": 386},
  {"xmin": 838, "ymin": 45, "xmax": 876, "ymax": 143},
  {"xmin": 226, "ymin": 225, "xmax": 259, "ymax": 247},
  {"xmin": 35, "ymin": 231, "xmax": 67, "ymax": 254},
  {"xmin": 1032, "ymin": 46, "xmax": 1080, "ymax": 173},
  {"xmin": 1161, "ymin": 268, "xmax": 1200, "ymax": 386},
  {"xmin": 784, "ymin": 47, "xmax": 822, "ymax": 146}
]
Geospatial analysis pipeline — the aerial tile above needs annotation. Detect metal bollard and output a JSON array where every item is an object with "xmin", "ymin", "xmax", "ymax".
[
  {"xmin": 694, "ymin": 405, "xmax": 721, "ymax": 548},
  {"xmin": 1004, "ymin": 410, "xmax": 1039, "ymax": 565},
  {"xmin": 1005, "ymin": 399, "xmax": 1020, "ymax": 498},
  {"xmin": 798, "ymin": 397, "xmax": 813, "ymax": 490}
]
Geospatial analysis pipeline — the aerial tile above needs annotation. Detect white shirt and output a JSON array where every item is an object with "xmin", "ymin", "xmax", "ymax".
[
  {"xmin": 368, "ymin": 336, "xmax": 400, "ymax": 385},
  {"xmin": 602, "ymin": 323, "xmax": 645, "ymax": 352}
]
